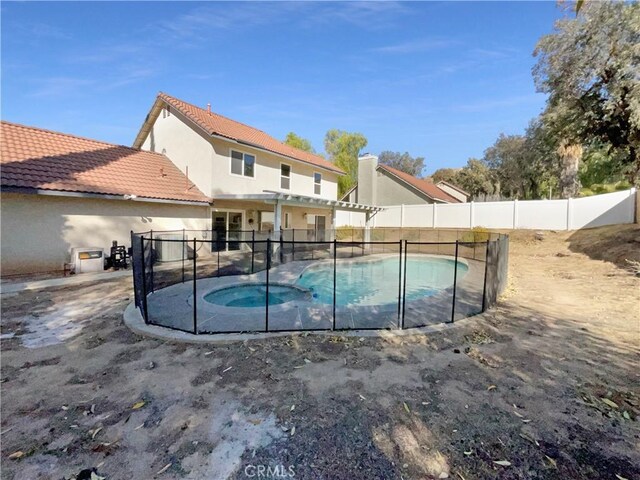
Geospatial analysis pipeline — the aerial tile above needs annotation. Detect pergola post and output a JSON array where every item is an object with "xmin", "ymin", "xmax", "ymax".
[
  {"xmin": 330, "ymin": 206, "xmax": 337, "ymax": 242},
  {"xmin": 272, "ymin": 200, "xmax": 282, "ymax": 260},
  {"xmin": 364, "ymin": 211, "xmax": 372, "ymax": 244}
]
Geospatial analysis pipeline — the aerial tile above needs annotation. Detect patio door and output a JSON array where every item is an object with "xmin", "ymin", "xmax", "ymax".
[{"xmin": 212, "ymin": 211, "xmax": 243, "ymax": 252}]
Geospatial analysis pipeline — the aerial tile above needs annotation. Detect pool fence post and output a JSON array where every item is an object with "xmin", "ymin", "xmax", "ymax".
[
  {"xmin": 401, "ymin": 240, "xmax": 408, "ymax": 329},
  {"xmin": 251, "ymin": 230, "xmax": 255, "ymax": 274},
  {"xmin": 266, "ymin": 238, "xmax": 271, "ymax": 332},
  {"xmin": 149, "ymin": 229, "xmax": 154, "ymax": 293},
  {"xmin": 131, "ymin": 230, "xmax": 139, "ymax": 308},
  {"xmin": 193, "ymin": 238, "xmax": 197, "ymax": 335},
  {"xmin": 397, "ymin": 240, "xmax": 402, "ymax": 328},
  {"xmin": 332, "ymin": 238, "xmax": 337, "ymax": 330},
  {"xmin": 217, "ymin": 241, "xmax": 220, "ymax": 277},
  {"xmin": 279, "ymin": 229, "xmax": 283, "ymax": 264},
  {"xmin": 292, "ymin": 229, "xmax": 295, "ymax": 261},
  {"xmin": 181, "ymin": 228, "xmax": 185, "ymax": 283},
  {"xmin": 481, "ymin": 239, "xmax": 490, "ymax": 312},
  {"xmin": 140, "ymin": 235, "xmax": 149, "ymax": 324},
  {"xmin": 451, "ymin": 240, "xmax": 459, "ymax": 323}
]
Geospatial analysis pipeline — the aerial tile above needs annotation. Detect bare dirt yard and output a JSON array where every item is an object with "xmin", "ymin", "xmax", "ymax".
[{"xmin": 1, "ymin": 225, "xmax": 639, "ymax": 480}]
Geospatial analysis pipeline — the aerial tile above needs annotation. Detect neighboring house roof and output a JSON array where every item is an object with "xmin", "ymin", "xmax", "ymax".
[
  {"xmin": 0, "ymin": 121, "xmax": 210, "ymax": 204},
  {"xmin": 341, "ymin": 184, "xmax": 358, "ymax": 200},
  {"xmin": 377, "ymin": 164, "xmax": 461, "ymax": 203},
  {"xmin": 133, "ymin": 92, "xmax": 345, "ymax": 175},
  {"xmin": 436, "ymin": 180, "xmax": 469, "ymax": 196}
]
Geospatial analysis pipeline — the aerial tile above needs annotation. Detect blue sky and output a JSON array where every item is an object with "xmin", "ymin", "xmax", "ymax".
[{"xmin": 2, "ymin": 1, "xmax": 564, "ymax": 175}]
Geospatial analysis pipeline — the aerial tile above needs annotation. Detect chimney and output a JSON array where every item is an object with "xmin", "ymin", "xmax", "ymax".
[
  {"xmin": 357, "ymin": 153, "xmax": 378, "ymax": 205},
  {"xmin": 207, "ymin": 103, "xmax": 211, "ymax": 114}
]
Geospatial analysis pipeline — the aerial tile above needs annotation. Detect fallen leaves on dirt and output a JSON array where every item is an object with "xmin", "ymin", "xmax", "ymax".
[
  {"xmin": 580, "ymin": 385, "xmax": 637, "ymax": 421},
  {"xmin": 8, "ymin": 450, "xmax": 24, "ymax": 460},
  {"xmin": 465, "ymin": 347, "xmax": 500, "ymax": 368},
  {"xmin": 464, "ymin": 330, "xmax": 494, "ymax": 345}
]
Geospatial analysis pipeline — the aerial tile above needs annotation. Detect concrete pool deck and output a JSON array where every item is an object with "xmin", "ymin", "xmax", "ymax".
[{"xmin": 126, "ymin": 253, "xmax": 487, "ymax": 341}]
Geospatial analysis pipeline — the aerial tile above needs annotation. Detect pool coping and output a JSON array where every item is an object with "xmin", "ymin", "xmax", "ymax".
[{"xmin": 123, "ymin": 300, "xmax": 482, "ymax": 344}]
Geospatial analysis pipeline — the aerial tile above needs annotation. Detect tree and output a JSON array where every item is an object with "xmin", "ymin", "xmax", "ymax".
[
  {"xmin": 378, "ymin": 151, "xmax": 425, "ymax": 176},
  {"xmin": 557, "ymin": 141, "xmax": 583, "ymax": 198},
  {"xmin": 455, "ymin": 158, "xmax": 497, "ymax": 199},
  {"xmin": 284, "ymin": 132, "xmax": 315, "ymax": 153},
  {"xmin": 324, "ymin": 129, "xmax": 368, "ymax": 195},
  {"xmin": 533, "ymin": 1, "xmax": 640, "ymax": 185},
  {"xmin": 482, "ymin": 134, "xmax": 530, "ymax": 198},
  {"xmin": 431, "ymin": 168, "xmax": 460, "ymax": 185}
]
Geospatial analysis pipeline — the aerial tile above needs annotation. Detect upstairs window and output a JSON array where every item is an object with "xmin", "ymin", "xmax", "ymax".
[
  {"xmin": 281, "ymin": 164, "xmax": 291, "ymax": 190},
  {"xmin": 314, "ymin": 172, "xmax": 322, "ymax": 195},
  {"xmin": 231, "ymin": 150, "xmax": 255, "ymax": 178}
]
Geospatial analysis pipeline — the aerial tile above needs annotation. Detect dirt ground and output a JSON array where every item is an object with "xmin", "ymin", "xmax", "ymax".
[{"xmin": 1, "ymin": 225, "xmax": 639, "ymax": 480}]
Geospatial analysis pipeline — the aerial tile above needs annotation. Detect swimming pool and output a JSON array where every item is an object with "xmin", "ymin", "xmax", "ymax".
[{"xmin": 297, "ymin": 256, "xmax": 467, "ymax": 306}]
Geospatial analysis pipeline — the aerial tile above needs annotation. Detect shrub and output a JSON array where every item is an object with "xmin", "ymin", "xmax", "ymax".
[{"xmin": 461, "ymin": 226, "xmax": 490, "ymax": 243}]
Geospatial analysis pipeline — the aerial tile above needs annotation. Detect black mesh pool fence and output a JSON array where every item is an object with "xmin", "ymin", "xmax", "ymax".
[{"xmin": 130, "ymin": 230, "xmax": 509, "ymax": 335}]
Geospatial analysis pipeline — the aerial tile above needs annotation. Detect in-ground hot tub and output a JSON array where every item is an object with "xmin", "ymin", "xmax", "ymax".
[{"xmin": 204, "ymin": 283, "xmax": 310, "ymax": 308}]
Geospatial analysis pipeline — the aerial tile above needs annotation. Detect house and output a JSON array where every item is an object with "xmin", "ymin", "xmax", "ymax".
[
  {"xmin": 434, "ymin": 180, "xmax": 469, "ymax": 203},
  {"xmin": 0, "ymin": 94, "xmax": 379, "ymax": 275},
  {"xmin": 133, "ymin": 92, "xmax": 379, "ymax": 249},
  {"xmin": 342, "ymin": 154, "xmax": 467, "ymax": 205},
  {"xmin": 0, "ymin": 121, "xmax": 211, "ymax": 275}
]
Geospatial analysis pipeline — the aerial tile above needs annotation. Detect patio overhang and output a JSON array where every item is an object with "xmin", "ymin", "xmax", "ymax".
[{"xmin": 211, "ymin": 191, "xmax": 384, "ymax": 213}]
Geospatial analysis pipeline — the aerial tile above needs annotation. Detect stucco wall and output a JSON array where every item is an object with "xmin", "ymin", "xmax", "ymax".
[
  {"xmin": 357, "ymin": 155, "xmax": 377, "ymax": 205},
  {"xmin": 376, "ymin": 171, "xmax": 432, "ymax": 205},
  {"xmin": 142, "ymin": 107, "xmax": 340, "ymax": 201},
  {"xmin": 141, "ymin": 108, "xmax": 214, "ymax": 197},
  {"xmin": 209, "ymin": 137, "xmax": 339, "ymax": 200},
  {"xmin": 0, "ymin": 193, "xmax": 210, "ymax": 275},
  {"xmin": 437, "ymin": 183, "xmax": 468, "ymax": 202}
]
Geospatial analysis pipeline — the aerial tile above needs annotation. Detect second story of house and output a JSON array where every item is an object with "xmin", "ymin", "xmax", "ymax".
[{"xmin": 133, "ymin": 93, "xmax": 343, "ymax": 201}]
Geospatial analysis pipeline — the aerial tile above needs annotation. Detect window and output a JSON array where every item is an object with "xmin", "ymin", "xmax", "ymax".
[
  {"xmin": 230, "ymin": 150, "xmax": 255, "ymax": 178},
  {"xmin": 284, "ymin": 212, "xmax": 291, "ymax": 229},
  {"xmin": 280, "ymin": 164, "xmax": 291, "ymax": 190},
  {"xmin": 314, "ymin": 172, "xmax": 322, "ymax": 195}
]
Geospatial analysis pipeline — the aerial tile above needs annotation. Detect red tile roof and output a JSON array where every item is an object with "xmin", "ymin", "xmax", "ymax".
[
  {"xmin": 0, "ymin": 121, "xmax": 209, "ymax": 204},
  {"xmin": 147, "ymin": 93, "xmax": 344, "ymax": 175},
  {"xmin": 377, "ymin": 164, "xmax": 461, "ymax": 203}
]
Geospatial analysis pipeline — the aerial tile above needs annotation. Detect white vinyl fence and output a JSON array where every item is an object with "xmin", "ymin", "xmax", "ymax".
[{"xmin": 336, "ymin": 188, "xmax": 637, "ymax": 231}]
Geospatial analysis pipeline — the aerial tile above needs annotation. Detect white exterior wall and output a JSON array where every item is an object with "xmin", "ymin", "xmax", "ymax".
[
  {"xmin": 0, "ymin": 193, "xmax": 210, "ymax": 275},
  {"xmin": 437, "ymin": 183, "xmax": 468, "ymax": 203},
  {"xmin": 209, "ymin": 137, "xmax": 339, "ymax": 200},
  {"xmin": 335, "ymin": 189, "xmax": 636, "ymax": 231},
  {"xmin": 141, "ymin": 109, "xmax": 215, "ymax": 197},
  {"xmin": 142, "ymin": 108, "xmax": 339, "ymax": 201}
]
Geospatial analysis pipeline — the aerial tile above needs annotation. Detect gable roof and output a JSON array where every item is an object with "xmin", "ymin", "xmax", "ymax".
[
  {"xmin": 0, "ymin": 121, "xmax": 210, "ymax": 204},
  {"xmin": 134, "ymin": 92, "xmax": 345, "ymax": 175},
  {"xmin": 377, "ymin": 164, "xmax": 461, "ymax": 203},
  {"xmin": 436, "ymin": 180, "xmax": 469, "ymax": 196}
]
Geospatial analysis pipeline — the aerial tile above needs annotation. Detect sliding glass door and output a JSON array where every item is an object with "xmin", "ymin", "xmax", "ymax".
[{"xmin": 212, "ymin": 211, "xmax": 243, "ymax": 252}]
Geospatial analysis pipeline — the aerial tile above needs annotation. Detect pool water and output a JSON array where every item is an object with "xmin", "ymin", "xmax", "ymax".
[
  {"xmin": 204, "ymin": 284, "xmax": 307, "ymax": 308},
  {"xmin": 296, "ymin": 256, "xmax": 467, "ymax": 306}
]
